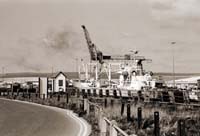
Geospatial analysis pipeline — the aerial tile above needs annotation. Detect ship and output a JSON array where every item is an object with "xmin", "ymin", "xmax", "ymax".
[{"xmin": 72, "ymin": 25, "xmax": 164, "ymax": 97}]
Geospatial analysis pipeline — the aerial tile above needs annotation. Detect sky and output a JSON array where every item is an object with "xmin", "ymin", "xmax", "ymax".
[{"xmin": 0, "ymin": 0, "xmax": 200, "ymax": 73}]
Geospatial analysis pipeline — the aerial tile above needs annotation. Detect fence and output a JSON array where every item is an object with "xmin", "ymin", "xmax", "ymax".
[
  {"xmin": 83, "ymin": 98, "xmax": 136, "ymax": 136},
  {"xmin": 82, "ymin": 98, "xmax": 196, "ymax": 136}
]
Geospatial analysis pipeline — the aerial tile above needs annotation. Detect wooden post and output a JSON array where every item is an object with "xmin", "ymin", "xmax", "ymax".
[
  {"xmin": 36, "ymin": 93, "xmax": 38, "ymax": 98},
  {"xmin": 57, "ymin": 94, "xmax": 60, "ymax": 101},
  {"xmin": 66, "ymin": 92, "xmax": 69, "ymax": 104},
  {"xmin": 43, "ymin": 94, "xmax": 45, "ymax": 100},
  {"xmin": 80, "ymin": 99, "xmax": 84, "ymax": 111},
  {"xmin": 98, "ymin": 109, "xmax": 102, "ymax": 128},
  {"xmin": 100, "ymin": 117, "xmax": 107, "ymax": 136},
  {"xmin": 84, "ymin": 99, "xmax": 88, "ymax": 112},
  {"xmin": 11, "ymin": 84, "xmax": 13, "ymax": 98},
  {"xmin": 26, "ymin": 88, "xmax": 28, "ymax": 98},
  {"xmin": 17, "ymin": 89, "xmax": 19, "ymax": 97},
  {"xmin": 29, "ymin": 93, "xmax": 31, "ymax": 99},
  {"xmin": 77, "ymin": 89, "xmax": 80, "ymax": 98},
  {"xmin": 109, "ymin": 124, "xmax": 117, "ymax": 136},
  {"xmin": 94, "ymin": 105, "xmax": 99, "ymax": 117},
  {"xmin": 177, "ymin": 119, "xmax": 186, "ymax": 136},
  {"xmin": 50, "ymin": 93, "xmax": 52, "ymax": 99},
  {"xmin": 121, "ymin": 102, "xmax": 125, "ymax": 116},
  {"xmin": 138, "ymin": 107, "xmax": 142, "ymax": 129},
  {"xmin": 22, "ymin": 91, "xmax": 25, "ymax": 98},
  {"xmin": 127, "ymin": 103, "xmax": 131, "ymax": 122},
  {"xmin": 154, "ymin": 111, "xmax": 160, "ymax": 136},
  {"xmin": 109, "ymin": 120, "xmax": 118, "ymax": 136},
  {"xmin": 138, "ymin": 91, "xmax": 141, "ymax": 103},
  {"xmin": 111, "ymin": 99, "xmax": 114, "ymax": 107},
  {"xmin": 104, "ymin": 98, "xmax": 107, "ymax": 108},
  {"xmin": 87, "ymin": 102, "xmax": 90, "ymax": 115}
]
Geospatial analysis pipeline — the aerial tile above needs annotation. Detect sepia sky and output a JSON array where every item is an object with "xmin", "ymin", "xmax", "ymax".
[{"xmin": 0, "ymin": 0, "xmax": 200, "ymax": 73}]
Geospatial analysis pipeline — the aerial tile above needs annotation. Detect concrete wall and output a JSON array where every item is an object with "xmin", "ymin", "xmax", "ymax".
[{"xmin": 39, "ymin": 77, "xmax": 48, "ymax": 98}]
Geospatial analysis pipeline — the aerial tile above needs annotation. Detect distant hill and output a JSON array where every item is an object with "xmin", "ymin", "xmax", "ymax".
[
  {"xmin": 0, "ymin": 72, "xmax": 200, "ymax": 81},
  {"xmin": 154, "ymin": 72, "xmax": 200, "ymax": 77},
  {"xmin": 0, "ymin": 72, "xmax": 78, "ymax": 79}
]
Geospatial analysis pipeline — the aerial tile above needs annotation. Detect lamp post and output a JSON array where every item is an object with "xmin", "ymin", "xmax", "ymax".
[
  {"xmin": 2, "ymin": 67, "xmax": 4, "ymax": 82},
  {"xmin": 75, "ymin": 58, "xmax": 78, "ymax": 79},
  {"xmin": 171, "ymin": 42, "xmax": 176, "ymax": 88},
  {"xmin": 51, "ymin": 67, "xmax": 54, "ymax": 77}
]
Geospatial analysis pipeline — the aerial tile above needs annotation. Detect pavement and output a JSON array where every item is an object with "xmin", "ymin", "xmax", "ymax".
[{"xmin": 0, "ymin": 98, "xmax": 91, "ymax": 136}]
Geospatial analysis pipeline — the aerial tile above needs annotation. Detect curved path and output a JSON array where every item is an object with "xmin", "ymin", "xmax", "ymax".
[{"xmin": 0, "ymin": 98, "xmax": 91, "ymax": 136}]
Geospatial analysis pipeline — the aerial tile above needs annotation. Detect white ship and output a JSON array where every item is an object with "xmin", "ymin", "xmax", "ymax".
[{"xmin": 72, "ymin": 25, "xmax": 164, "ymax": 97}]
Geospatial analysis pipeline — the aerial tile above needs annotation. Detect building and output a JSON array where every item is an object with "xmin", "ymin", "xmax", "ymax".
[
  {"xmin": 48, "ymin": 71, "xmax": 68, "ymax": 93},
  {"xmin": 0, "ymin": 71, "xmax": 69, "ymax": 98},
  {"xmin": 166, "ymin": 76, "xmax": 200, "ymax": 89}
]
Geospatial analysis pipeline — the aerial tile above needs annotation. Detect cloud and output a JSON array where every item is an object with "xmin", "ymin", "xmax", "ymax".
[
  {"xmin": 150, "ymin": 0, "xmax": 174, "ymax": 11},
  {"xmin": 150, "ymin": 0, "xmax": 200, "ymax": 19},
  {"xmin": 175, "ymin": 0, "xmax": 200, "ymax": 17},
  {"xmin": 0, "ymin": 0, "xmax": 200, "ymax": 73},
  {"xmin": 43, "ymin": 27, "xmax": 80, "ymax": 51},
  {"xmin": 5, "ymin": 26, "xmax": 87, "ymax": 72}
]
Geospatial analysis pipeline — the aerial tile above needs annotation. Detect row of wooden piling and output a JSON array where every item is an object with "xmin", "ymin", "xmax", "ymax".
[{"xmin": 86, "ymin": 97, "xmax": 187, "ymax": 136}]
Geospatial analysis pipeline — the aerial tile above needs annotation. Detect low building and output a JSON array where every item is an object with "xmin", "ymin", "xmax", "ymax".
[
  {"xmin": 0, "ymin": 71, "xmax": 69, "ymax": 98},
  {"xmin": 47, "ymin": 71, "xmax": 68, "ymax": 93},
  {"xmin": 166, "ymin": 76, "xmax": 200, "ymax": 89}
]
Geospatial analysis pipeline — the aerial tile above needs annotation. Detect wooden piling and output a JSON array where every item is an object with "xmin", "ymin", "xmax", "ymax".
[
  {"xmin": 109, "ymin": 121, "xmax": 117, "ymax": 136},
  {"xmin": 121, "ymin": 102, "xmax": 125, "ymax": 116},
  {"xmin": 84, "ymin": 99, "xmax": 88, "ymax": 112},
  {"xmin": 43, "ymin": 94, "xmax": 45, "ymax": 100},
  {"xmin": 77, "ymin": 89, "xmax": 80, "ymax": 98},
  {"xmin": 66, "ymin": 92, "xmax": 69, "ymax": 104},
  {"xmin": 17, "ymin": 89, "xmax": 19, "ymax": 97},
  {"xmin": 57, "ymin": 94, "xmax": 60, "ymax": 101},
  {"xmin": 177, "ymin": 119, "xmax": 186, "ymax": 136},
  {"xmin": 137, "ymin": 107, "xmax": 142, "ymax": 129},
  {"xmin": 100, "ymin": 118, "xmax": 107, "ymax": 136},
  {"xmin": 50, "ymin": 93, "xmax": 52, "ymax": 99},
  {"xmin": 154, "ymin": 111, "xmax": 160, "ymax": 136},
  {"xmin": 111, "ymin": 99, "xmax": 114, "ymax": 107},
  {"xmin": 28, "ymin": 93, "xmax": 31, "ymax": 99},
  {"xmin": 87, "ymin": 102, "xmax": 90, "ymax": 115},
  {"xmin": 80, "ymin": 100, "xmax": 84, "ymax": 111},
  {"xmin": 127, "ymin": 103, "xmax": 131, "ymax": 122},
  {"xmin": 35, "ymin": 93, "xmax": 38, "ymax": 98},
  {"xmin": 104, "ymin": 98, "xmax": 107, "ymax": 108},
  {"xmin": 22, "ymin": 91, "xmax": 25, "ymax": 98}
]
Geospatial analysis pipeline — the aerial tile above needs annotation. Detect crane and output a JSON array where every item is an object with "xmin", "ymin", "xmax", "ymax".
[
  {"xmin": 81, "ymin": 25, "xmax": 149, "ymax": 63},
  {"xmin": 81, "ymin": 25, "xmax": 152, "ymax": 79},
  {"xmin": 81, "ymin": 25, "xmax": 104, "ymax": 64}
]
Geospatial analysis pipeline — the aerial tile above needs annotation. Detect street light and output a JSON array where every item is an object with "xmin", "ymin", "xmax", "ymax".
[
  {"xmin": 51, "ymin": 67, "xmax": 54, "ymax": 77},
  {"xmin": 75, "ymin": 58, "xmax": 78, "ymax": 79},
  {"xmin": 171, "ymin": 42, "xmax": 176, "ymax": 88},
  {"xmin": 2, "ymin": 67, "xmax": 5, "ymax": 82}
]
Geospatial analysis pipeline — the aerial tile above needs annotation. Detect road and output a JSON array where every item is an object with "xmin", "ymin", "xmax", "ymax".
[{"xmin": 0, "ymin": 99, "xmax": 90, "ymax": 136}]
